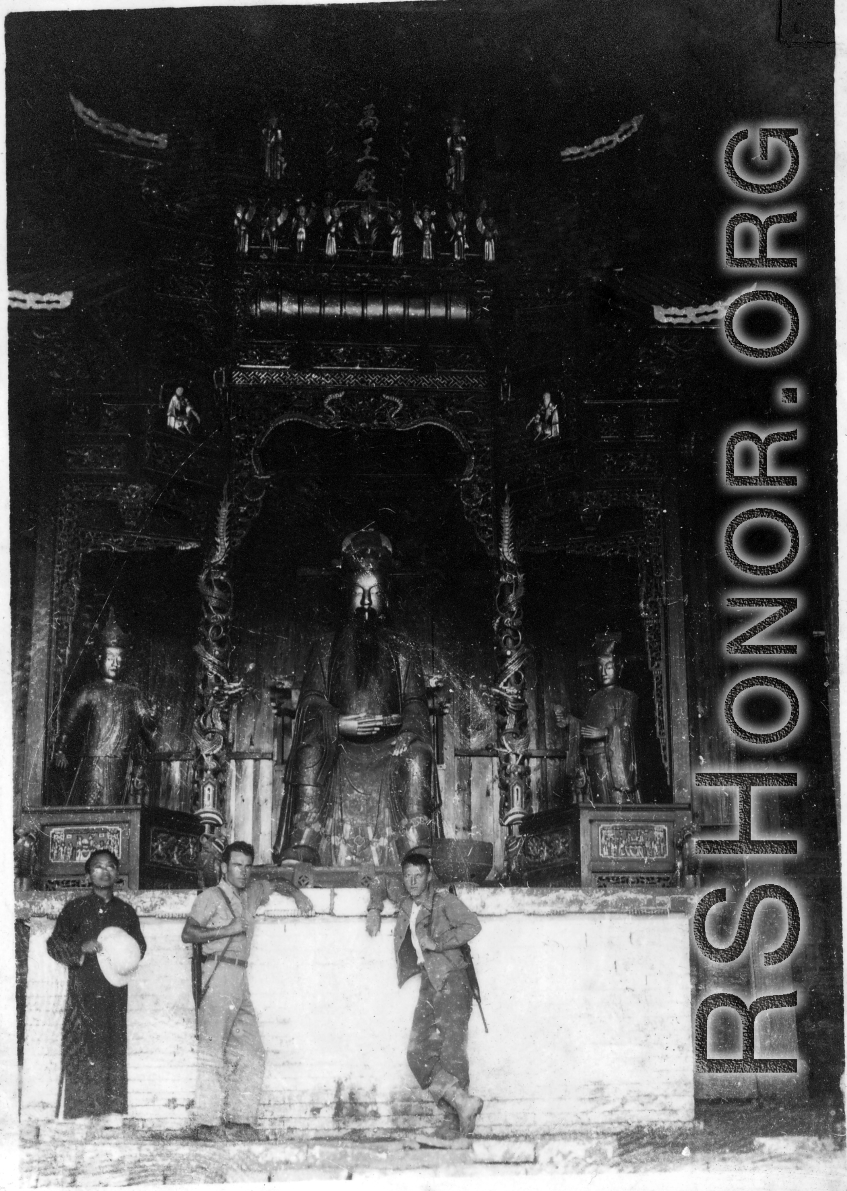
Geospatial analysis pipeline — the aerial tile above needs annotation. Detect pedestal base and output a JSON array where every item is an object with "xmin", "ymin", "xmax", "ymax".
[
  {"xmin": 20, "ymin": 806, "xmax": 204, "ymax": 890},
  {"xmin": 517, "ymin": 803, "xmax": 693, "ymax": 888}
]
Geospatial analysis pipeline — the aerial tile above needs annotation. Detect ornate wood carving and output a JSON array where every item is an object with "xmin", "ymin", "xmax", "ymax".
[
  {"xmin": 192, "ymin": 485, "xmax": 244, "ymax": 831},
  {"xmin": 227, "ymin": 383, "xmax": 495, "ymax": 555},
  {"xmin": 230, "ymin": 367, "xmax": 488, "ymax": 391},
  {"xmin": 492, "ymin": 492, "xmax": 531, "ymax": 864}
]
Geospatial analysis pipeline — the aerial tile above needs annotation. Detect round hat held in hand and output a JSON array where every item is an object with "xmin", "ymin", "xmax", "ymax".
[{"xmin": 96, "ymin": 926, "xmax": 142, "ymax": 987}]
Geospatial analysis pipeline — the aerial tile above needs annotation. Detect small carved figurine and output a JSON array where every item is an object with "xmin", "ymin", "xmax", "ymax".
[
  {"xmin": 234, "ymin": 202, "xmax": 255, "ymax": 255},
  {"xmin": 447, "ymin": 117, "xmax": 468, "ymax": 193},
  {"xmin": 166, "ymin": 386, "xmax": 201, "ymax": 436},
  {"xmin": 413, "ymin": 204, "xmax": 437, "ymax": 262},
  {"xmin": 323, "ymin": 202, "xmax": 344, "ymax": 258},
  {"xmin": 262, "ymin": 114, "xmax": 287, "ymax": 182},
  {"xmin": 476, "ymin": 201, "xmax": 499, "ymax": 264},
  {"xmin": 291, "ymin": 200, "xmax": 316, "ymax": 255},
  {"xmin": 353, "ymin": 201, "xmax": 379, "ymax": 251},
  {"xmin": 447, "ymin": 205, "xmax": 469, "ymax": 262},
  {"xmin": 261, "ymin": 204, "xmax": 288, "ymax": 256},
  {"xmin": 388, "ymin": 205, "xmax": 405, "ymax": 263},
  {"xmin": 527, "ymin": 391, "xmax": 560, "ymax": 441}
]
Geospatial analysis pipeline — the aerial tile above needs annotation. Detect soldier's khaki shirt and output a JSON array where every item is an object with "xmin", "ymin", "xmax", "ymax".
[{"xmin": 187, "ymin": 878, "xmax": 272, "ymax": 962}]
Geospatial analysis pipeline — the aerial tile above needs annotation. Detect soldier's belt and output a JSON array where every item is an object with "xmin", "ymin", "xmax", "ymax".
[{"xmin": 202, "ymin": 954, "xmax": 248, "ymax": 969}]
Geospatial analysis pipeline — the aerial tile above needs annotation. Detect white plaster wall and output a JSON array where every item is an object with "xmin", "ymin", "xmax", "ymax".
[{"xmin": 21, "ymin": 888, "xmax": 695, "ymax": 1133}]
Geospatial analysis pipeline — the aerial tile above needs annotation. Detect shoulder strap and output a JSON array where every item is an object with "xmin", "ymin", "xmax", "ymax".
[
  {"xmin": 198, "ymin": 887, "xmax": 238, "ymax": 1003},
  {"xmin": 217, "ymin": 884, "xmax": 239, "ymax": 920}
]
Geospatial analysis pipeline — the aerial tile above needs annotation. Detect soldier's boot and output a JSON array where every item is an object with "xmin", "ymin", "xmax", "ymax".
[
  {"xmin": 442, "ymin": 1086, "xmax": 484, "ymax": 1137},
  {"xmin": 433, "ymin": 1104, "xmax": 461, "ymax": 1141}
]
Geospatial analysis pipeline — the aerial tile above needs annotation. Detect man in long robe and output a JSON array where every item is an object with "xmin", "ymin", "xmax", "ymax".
[
  {"xmin": 277, "ymin": 530, "xmax": 434, "ymax": 868},
  {"xmin": 47, "ymin": 850, "xmax": 146, "ymax": 1119}
]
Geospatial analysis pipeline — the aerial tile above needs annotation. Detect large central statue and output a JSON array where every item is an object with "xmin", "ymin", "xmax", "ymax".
[{"xmin": 276, "ymin": 530, "xmax": 435, "ymax": 868}]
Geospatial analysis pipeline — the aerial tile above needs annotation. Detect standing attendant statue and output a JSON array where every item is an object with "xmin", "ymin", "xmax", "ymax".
[
  {"xmin": 555, "ymin": 634, "xmax": 640, "ymax": 805},
  {"xmin": 276, "ymin": 530, "xmax": 435, "ymax": 868},
  {"xmin": 54, "ymin": 610, "xmax": 158, "ymax": 807}
]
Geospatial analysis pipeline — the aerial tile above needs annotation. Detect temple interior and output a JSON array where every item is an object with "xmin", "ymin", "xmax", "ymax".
[{"xmin": 7, "ymin": 0, "xmax": 842, "ymax": 1129}]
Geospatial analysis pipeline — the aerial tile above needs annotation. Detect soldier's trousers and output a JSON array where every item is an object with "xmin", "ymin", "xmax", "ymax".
[
  {"xmin": 406, "ymin": 970, "xmax": 472, "ymax": 1102},
  {"xmin": 195, "ymin": 963, "xmax": 266, "ymax": 1126}
]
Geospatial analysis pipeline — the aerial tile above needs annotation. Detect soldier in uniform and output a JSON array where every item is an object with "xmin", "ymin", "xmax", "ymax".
[
  {"xmin": 182, "ymin": 841, "xmax": 314, "ymax": 1140},
  {"xmin": 366, "ymin": 852, "xmax": 484, "ymax": 1143}
]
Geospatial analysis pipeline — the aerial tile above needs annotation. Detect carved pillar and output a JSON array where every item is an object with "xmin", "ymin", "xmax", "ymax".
[
  {"xmin": 492, "ymin": 492, "xmax": 530, "ymax": 867},
  {"xmin": 192, "ymin": 483, "xmax": 243, "ymax": 834}
]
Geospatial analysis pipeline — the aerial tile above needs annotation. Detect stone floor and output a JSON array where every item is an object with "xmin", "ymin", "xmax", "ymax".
[{"xmin": 16, "ymin": 1103, "xmax": 847, "ymax": 1188}]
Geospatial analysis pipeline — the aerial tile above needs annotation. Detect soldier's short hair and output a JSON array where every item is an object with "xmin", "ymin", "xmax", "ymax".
[
  {"xmin": 222, "ymin": 841, "xmax": 255, "ymax": 864},
  {"xmin": 402, "ymin": 852, "xmax": 431, "ymax": 872}
]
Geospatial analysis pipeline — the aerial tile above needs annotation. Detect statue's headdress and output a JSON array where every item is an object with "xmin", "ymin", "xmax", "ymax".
[
  {"xmin": 594, "ymin": 631, "xmax": 622, "ymax": 659},
  {"xmin": 340, "ymin": 529, "xmax": 393, "ymax": 576},
  {"xmin": 98, "ymin": 607, "xmax": 130, "ymax": 652}
]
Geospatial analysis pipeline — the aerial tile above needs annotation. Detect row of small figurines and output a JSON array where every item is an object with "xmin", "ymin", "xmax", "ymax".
[{"xmin": 234, "ymin": 197, "xmax": 500, "ymax": 263}]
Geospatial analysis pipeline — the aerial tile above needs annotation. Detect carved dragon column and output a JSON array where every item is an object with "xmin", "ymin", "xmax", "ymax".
[
  {"xmin": 192, "ymin": 482, "xmax": 245, "ymax": 839},
  {"xmin": 492, "ymin": 491, "xmax": 531, "ymax": 870}
]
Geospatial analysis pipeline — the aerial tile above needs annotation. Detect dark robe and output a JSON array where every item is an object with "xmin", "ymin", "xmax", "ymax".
[
  {"xmin": 283, "ymin": 623, "xmax": 434, "ymax": 866},
  {"xmin": 46, "ymin": 893, "xmax": 146, "ymax": 1118}
]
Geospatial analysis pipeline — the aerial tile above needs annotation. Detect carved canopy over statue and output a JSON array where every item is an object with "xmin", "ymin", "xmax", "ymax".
[{"xmin": 275, "ymin": 530, "xmax": 436, "ymax": 868}]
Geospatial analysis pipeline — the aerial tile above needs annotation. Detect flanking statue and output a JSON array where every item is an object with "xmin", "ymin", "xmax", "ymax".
[
  {"xmin": 555, "ymin": 633, "xmax": 641, "ymax": 805},
  {"xmin": 275, "ymin": 530, "xmax": 435, "ymax": 867},
  {"xmin": 53, "ymin": 609, "xmax": 158, "ymax": 806}
]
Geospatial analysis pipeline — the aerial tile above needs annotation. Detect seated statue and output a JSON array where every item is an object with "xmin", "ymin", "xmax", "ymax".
[
  {"xmin": 276, "ymin": 530, "xmax": 435, "ymax": 867},
  {"xmin": 53, "ymin": 608, "xmax": 157, "ymax": 806},
  {"xmin": 555, "ymin": 633, "xmax": 640, "ymax": 805}
]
